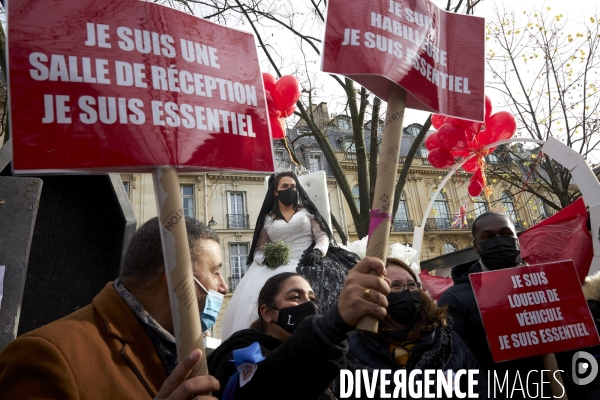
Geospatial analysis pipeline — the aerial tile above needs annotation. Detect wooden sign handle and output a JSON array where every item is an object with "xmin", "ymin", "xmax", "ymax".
[
  {"xmin": 152, "ymin": 167, "xmax": 209, "ymax": 382},
  {"xmin": 356, "ymin": 86, "xmax": 407, "ymax": 332},
  {"xmin": 543, "ymin": 353, "xmax": 568, "ymax": 399}
]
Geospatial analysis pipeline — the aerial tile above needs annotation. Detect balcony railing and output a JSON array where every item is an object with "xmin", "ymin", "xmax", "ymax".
[
  {"xmin": 228, "ymin": 276, "xmax": 241, "ymax": 292},
  {"xmin": 227, "ymin": 214, "xmax": 250, "ymax": 229},
  {"xmin": 424, "ymin": 217, "xmax": 475, "ymax": 231},
  {"xmin": 344, "ymin": 152, "xmax": 357, "ymax": 161},
  {"xmin": 392, "ymin": 219, "xmax": 413, "ymax": 232}
]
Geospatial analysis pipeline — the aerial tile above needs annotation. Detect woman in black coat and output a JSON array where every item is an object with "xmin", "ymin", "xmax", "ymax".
[
  {"xmin": 208, "ymin": 258, "xmax": 390, "ymax": 400},
  {"xmin": 331, "ymin": 258, "xmax": 487, "ymax": 399}
]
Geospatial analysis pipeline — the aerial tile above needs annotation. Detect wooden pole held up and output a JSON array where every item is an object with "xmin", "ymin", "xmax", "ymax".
[
  {"xmin": 543, "ymin": 353, "xmax": 568, "ymax": 399},
  {"xmin": 356, "ymin": 86, "xmax": 407, "ymax": 332},
  {"xmin": 152, "ymin": 167, "xmax": 209, "ymax": 382}
]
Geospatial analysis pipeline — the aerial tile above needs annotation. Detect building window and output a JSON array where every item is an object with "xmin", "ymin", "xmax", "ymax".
[
  {"xmin": 443, "ymin": 243, "xmax": 457, "ymax": 254},
  {"xmin": 502, "ymin": 191, "xmax": 519, "ymax": 227},
  {"xmin": 343, "ymin": 139, "xmax": 356, "ymax": 153},
  {"xmin": 432, "ymin": 190, "xmax": 451, "ymax": 229},
  {"xmin": 406, "ymin": 124, "xmax": 421, "ymax": 137},
  {"xmin": 123, "ymin": 181, "xmax": 131, "ymax": 199},
  {"xmin": 352, "ymin": 185, "xmax": 360, "ymax": 210},
  {"xmin": 393, "ymin": 192, "xmax": 412, "ymax": 231},
  {"xmin": 419, "ymin": 146, "xmax": 429, "ymax": 159},
  {"xmin": 473, "ymin": 195, "xmax": 488, "ymax": 217},
  {"xmin": 275, "ymin": 150, "xmax": 286, "ymax": 172},
  {"xmin": 180, "ymin": 184, "xmax": 195, "ymax": 218},
  {"xmin": 309, "ymin": 153, "xmax": 323, "ymax": 172},
  {"xmin": 229, "ymin": 243, "xmax": 249, "ymax": 292},
  {"xmin": 486, "ymin": 153, "xmax": 500, "ymax": 163},
  {"xmin": 228, "ymin": 192, "xmax": 248, "ymax": 228},
  {"xmin": 230, "ymin": 243, "xmax": 249, "ymax": 278},
  {"xmin": 338, "ymin": 118, "xmax": 350, "ymax": 130},
  {"xmin": 537, "ymin": 197, "xmax": 549, "ymax": 218}
]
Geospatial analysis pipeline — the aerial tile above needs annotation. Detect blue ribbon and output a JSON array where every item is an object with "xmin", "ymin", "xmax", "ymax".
[{"xmin": 222, "ymin": 342, "xmax": 265, "ymax": 400}]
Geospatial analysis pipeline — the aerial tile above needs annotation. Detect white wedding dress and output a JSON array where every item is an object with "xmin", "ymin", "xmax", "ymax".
[{"xmin": 221, "ymin": 208, "xmax": 329, "ymax": 340}]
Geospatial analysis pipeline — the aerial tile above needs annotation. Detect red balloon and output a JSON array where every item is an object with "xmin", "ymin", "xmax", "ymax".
[
  {"xmin": 431, "ymin": 114, "xmax": 446, "ymax": 129},
  {"xmin": 462, "ymin": 157, "xmax": 479, "ymax": 173},
  {"xmin": 485, "ymin": 95, "xmax": 493, "ymax": 122},
  {"xmin": 428, "ymin": 148, "xmax": 454, "ymax": 169},
  {"xmin": 473, "ymin": 167, "xmax": 484, "ymax": 184},
  {"xmin": 270, "ymin": 116, "xmax": 286, "ymax": 139},
  {"xmin": 468, "ymin": 175, "xmax": 484, "ymax": 197},
  {"xmin": 275, "ymin": 75, "xmax": 301, "ymax": 111},
  {"xmin": 437, "ymin": 123, "xmax": 469, "ymax": 152},
  {"xmin": 282, "ymin": 104, "xmax": 296, "ymax": 118},
  {"xmin": 425, "ymin": 132, "xmax": 442, "ymax": 151},
  {"xmin": 445, "ymin": 117, "xmax": 482, "ymax": 140},
  {"xmin": 475, "ymin": 128, "xmax": 492, "ymax": 147},
  {"xmin": 265, "ymin": 91, "xmax": 281, "ymax": 118},
  {"xmin": 488, "ymin": 111, "xmax": 517, "ymax": 143},
  {"xmin": 263, "ymin": 73, "xmax": 277, "ymax": 93},
  {"xmin": 451, "ymin": 148, "xmax": 472, "ymax": 157}
]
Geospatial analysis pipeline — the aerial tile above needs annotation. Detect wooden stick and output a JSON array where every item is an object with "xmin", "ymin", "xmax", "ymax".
[
  {"xmin": 543, "ymin": 353, "xmax": 568, "ymax": 399},
  {"xmin": 356, "ymin": 86, "xmax": 407, "ymax": 332},
  {"xmin": 152, "ymin": 167, "xmax": 209, "ymax": 381}
]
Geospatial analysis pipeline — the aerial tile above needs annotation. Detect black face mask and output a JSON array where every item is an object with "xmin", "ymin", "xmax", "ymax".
[
  {"xmin": 273, "ymin": 301, "xmax": 318, "ymax": 333},
  {"xmin": 476, "ymin": 236, "xmax": 522, "ymax": 271},
  {"xmin": 276, "ymin": 187, "xmax": 297, "ymax": 207},
  {"xmin": 387, "ymin": 291, "xmax": 421, "ymax": 325}
]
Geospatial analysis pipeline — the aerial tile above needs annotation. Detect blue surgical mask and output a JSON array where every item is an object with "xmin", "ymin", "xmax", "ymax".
[{"xmin": 194, "ymin": 278, "xmax": 224, "ymax": 331}]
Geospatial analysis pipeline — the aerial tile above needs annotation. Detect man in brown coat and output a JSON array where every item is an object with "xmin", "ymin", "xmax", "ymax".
[{"xmin": 0, "ymin": 216, "xmax": 227, "ymax": 399}]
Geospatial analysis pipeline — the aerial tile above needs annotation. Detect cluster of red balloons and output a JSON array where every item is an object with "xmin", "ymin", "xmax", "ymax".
[
  {"xmin": 425, "ymin": 96, "xmax": 517, "ymax": 196},
  {"xmin": 263, "ymin": 73, "xmax": 301, "ymax": 139}
]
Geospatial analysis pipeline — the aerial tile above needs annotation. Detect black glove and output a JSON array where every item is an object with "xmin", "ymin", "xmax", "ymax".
[{"xmin": 301, "ymin": 249, "xmax": 322, "ymax": 266}]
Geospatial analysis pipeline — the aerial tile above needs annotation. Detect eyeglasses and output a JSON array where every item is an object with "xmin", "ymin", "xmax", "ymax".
[{"xmin": 390, "ymin": 281, "xmax": 421, "ymax": 293}]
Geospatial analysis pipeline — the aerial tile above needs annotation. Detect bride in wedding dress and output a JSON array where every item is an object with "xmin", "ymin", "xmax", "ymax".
[{"xmin": 221, "ymin": 171, "xmax": 360, "ymax": 340}]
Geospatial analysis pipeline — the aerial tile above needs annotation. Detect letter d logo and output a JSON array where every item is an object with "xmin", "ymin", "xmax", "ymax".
[{"xmin": 572, "ymin": 351, "xmax": 599, "ymax": 386}]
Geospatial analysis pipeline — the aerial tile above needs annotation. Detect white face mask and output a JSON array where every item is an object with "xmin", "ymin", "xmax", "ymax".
[{"xmin": 194, "ymin": 278, "xmax": 224, "ymax": 331}]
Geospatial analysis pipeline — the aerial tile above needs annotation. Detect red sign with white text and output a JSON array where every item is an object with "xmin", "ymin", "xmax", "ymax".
[
  {"xmin": 470, "ymin": 261, "xmax": 600, "ymax": 363},
  {"xmin": 8, "ymin": 0, "xmax": 273, "ymax": 174},
  {"xmin": 322, "ymin": 0, "xmax": 485, "ymax": 121}
]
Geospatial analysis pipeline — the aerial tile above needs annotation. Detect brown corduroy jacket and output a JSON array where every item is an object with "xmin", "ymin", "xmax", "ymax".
[{"xmin": 0, "ymin": 282, "xmax": 167, "ymax": 399}]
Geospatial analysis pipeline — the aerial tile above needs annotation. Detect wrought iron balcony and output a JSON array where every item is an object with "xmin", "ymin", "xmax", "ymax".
[
  {"xmin": 424, "ymin": 217, "xmax": 474, "ymax": 231},
  {"xmin": 392, "ymin": 219, "xmax": 413, "ymax": 232},
  {"xmin": 227, "ymin": 214, "xmax": 250, "ymax": 229},
  {"xmin": 228, "ymin": 276, "xmax": 241, "ymax": 292}
]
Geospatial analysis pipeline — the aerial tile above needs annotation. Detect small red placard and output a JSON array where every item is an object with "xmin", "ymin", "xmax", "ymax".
[
  {"xmin": 322, "ymin": 0, "xmax": 485, "ymax": 121},
  {"xmin": 8, "ymin": 0, "xmax": 273, "ymax": 174},
  {"xmin": 470, "ymin": 261, "xmax": 600, "ymax": 363}
]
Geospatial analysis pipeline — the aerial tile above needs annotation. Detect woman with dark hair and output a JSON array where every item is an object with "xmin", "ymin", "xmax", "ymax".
[
  {"xmin": 221, "ymin": 171, "xmax": 360, "ymax": 339},
  {"xmin": 208, "ymin": 258, "xmax": 390, "ymax": 400},
  {"xmin": 331, "ymin": 258, "xmax": 486, "ymax": 399}
]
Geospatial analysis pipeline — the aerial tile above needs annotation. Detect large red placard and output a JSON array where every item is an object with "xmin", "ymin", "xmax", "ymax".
[
  {"xmin": 470, "ymin": 261, "xmax": 600, "ymax": 363},
  {"xmin": 8, "ymin": 0, "xmax": 273, "ymax": 173},
  {"xmin": 322, "ymin": 0, "xmax": 485, "ymax": 121}
]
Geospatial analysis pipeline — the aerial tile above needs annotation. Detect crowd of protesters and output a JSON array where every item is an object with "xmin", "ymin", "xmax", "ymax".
[{"xmin": 1, "ymin": 184, "xmax": 599, "ymax": 399}]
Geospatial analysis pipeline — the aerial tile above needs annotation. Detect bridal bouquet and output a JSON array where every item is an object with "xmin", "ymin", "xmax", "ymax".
[{"xmin": 263, "ymin": 240, "xmax": 292, "ymax": 270}]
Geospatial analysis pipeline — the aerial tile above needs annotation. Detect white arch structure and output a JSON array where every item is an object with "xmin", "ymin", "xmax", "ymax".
[{"xmin": 412, "ymin": 137, "xmax": 600, "ymax": 277}]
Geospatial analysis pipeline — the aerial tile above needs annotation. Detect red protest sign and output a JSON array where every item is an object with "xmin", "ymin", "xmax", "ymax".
[
  {"xmin": 470, "ymin": 261, "xmax": 600, "ymax": 363},
  {"xmin": 8, "ymin": 0, "xmax": 273, "ymax": 174},
  {"xmin": 322, "ymin": 0, "xmax": 485, "ymax": 121}
]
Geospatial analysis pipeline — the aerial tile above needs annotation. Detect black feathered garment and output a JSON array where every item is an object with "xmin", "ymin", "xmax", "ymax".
[{"xmin": 208, "ymin": 305, "xmax": 352, "ymax": 400}]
